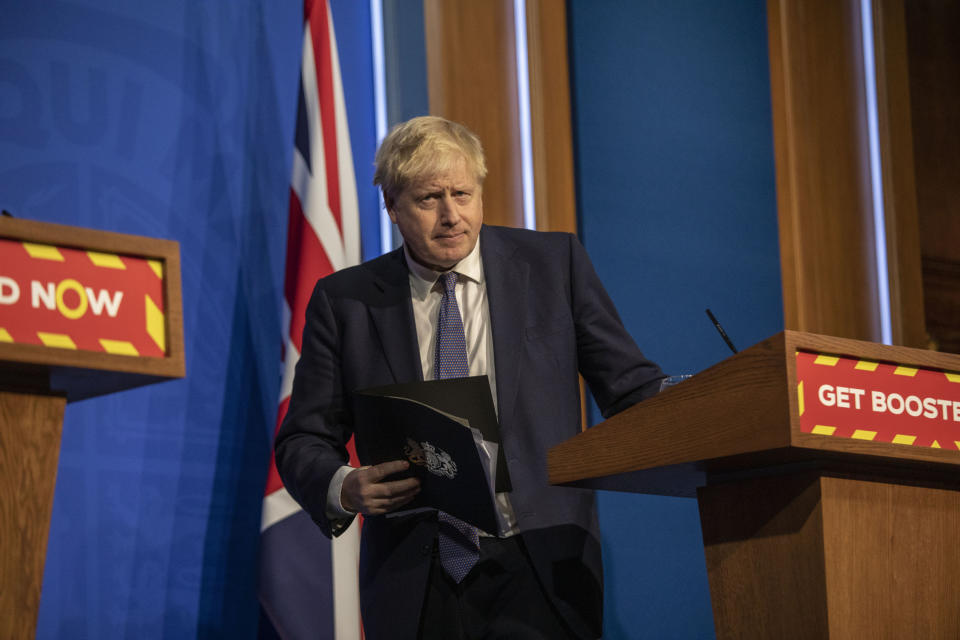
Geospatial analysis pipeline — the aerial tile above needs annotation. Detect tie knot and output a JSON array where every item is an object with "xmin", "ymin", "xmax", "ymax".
[{"xmin": 440, "ymin": 271, "xmax": 458, "ymax": 293}]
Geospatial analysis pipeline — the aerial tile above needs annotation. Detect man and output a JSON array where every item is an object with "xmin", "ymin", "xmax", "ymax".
[{"xmin": 275, "ymin": 116, "xmax": 664, "ymax": 639}]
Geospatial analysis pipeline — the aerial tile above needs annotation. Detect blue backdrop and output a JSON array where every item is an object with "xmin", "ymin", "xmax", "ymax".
[
  {"xmin": 0, "ymin": 1, "xmax": 378, "ymax": 636},
  {"xmin": 569, "ymin": 1, "xmax": 783, "ymax": 637}
]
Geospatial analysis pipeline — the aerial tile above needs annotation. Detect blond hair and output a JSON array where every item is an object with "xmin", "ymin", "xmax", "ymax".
[{"xmin": 373, "ymin": 116, "xmax": 487, "ymax": 204}]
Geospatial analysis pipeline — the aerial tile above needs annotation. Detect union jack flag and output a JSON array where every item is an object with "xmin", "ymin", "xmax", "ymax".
[{"xmin": 259, "ymin": 1, "xmax": 363, "ymax": 637}]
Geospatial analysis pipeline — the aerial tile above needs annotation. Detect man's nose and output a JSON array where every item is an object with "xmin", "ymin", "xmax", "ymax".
[{"xmin": 437, "ymin": 194, "xmax": 460, "ymax": 223}]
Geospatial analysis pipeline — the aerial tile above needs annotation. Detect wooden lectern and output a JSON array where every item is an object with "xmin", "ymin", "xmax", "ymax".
[
  {"xmin": 0, "ymin": 217, "xmax": 185, "ymax": 639},
  {"xmin": 548, "ymin": 331, "xmax": 960, "ymax": 638}
]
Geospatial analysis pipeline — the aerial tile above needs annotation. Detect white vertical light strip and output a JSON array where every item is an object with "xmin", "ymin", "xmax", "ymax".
[
  {"xmin": 370, "ymin": 0, "xmax": 392, "ymax": 255},
  {"xmin": 859, "ymin": 0, "xmax": 893, "ymax": 345},
  {"xmin": 513, "ymin": 0, "xmax": 536, "ymax": 230}
]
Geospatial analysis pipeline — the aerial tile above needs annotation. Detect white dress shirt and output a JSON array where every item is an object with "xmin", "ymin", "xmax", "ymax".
[{"xmin": 326, "ymin": 239, "xmax": 518, "ymax": 535}]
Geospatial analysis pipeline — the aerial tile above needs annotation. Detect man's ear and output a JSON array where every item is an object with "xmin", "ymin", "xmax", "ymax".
[{"xmin": 384, "ymin": 196, "xmax": 398, "ymax": 223}]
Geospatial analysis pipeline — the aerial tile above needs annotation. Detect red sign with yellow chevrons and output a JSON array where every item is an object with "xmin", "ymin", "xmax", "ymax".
[
  {"xmin": 0, "ymin": 237, "xmax": 166, "ymax": 358},
  {"xmin": 797, "ymin": 350, "xmax": 960, "ymax": 451}
]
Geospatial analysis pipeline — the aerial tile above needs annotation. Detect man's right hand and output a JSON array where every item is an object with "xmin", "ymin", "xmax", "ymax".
[{"xmin": 341, "ymin": 460, "xmax": 421, "ymax": 515}]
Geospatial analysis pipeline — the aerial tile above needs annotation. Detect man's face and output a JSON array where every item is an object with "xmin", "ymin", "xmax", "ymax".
[{"xmin": 387, "ymin": 158, "xmax": 483, "ymax": 271}]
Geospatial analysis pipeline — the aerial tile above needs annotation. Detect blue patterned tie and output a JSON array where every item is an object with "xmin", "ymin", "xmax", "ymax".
[{"xmin": 434, "ymin": 271, "xmax": 480, "ymax": 583}]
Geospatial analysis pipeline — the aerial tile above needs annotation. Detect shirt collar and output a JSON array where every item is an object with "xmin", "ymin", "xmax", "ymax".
[{"xmin": 404, "ymin": 238, "xmax": 484, "ymax": 301}]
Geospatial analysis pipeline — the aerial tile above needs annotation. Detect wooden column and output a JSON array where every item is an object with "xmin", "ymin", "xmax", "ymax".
[
  {"xmin": 903, "ymin": 0, "xmax": 960, "ymax": 354},
  {"xmin": 0, "ymin": 392, "xmax": 66, "ymax": 640},
  {"xmin": 423, "ymin": 0, "xmax": 578, "ymax": 235},
  {"xmin": 870, "ymin": 0, "xmax": 927, "ymax": 349},
  {"xmin": 767, "ymin": 0, "xmax": 881, "ymax": 343},
  {"xmin": 424, "ymin": 0, "xmax": 524, "ymax": 229},
  {"xmin": 525, "ymin": 0, "xmax": 577, "ymax": 234}
]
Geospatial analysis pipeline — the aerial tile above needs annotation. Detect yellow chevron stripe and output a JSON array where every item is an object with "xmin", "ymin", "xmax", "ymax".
[
  {"xmin": 148, "ymin": 259, "xmax": 163, "ymax": 279},
  {"xmin": 894, "ymin": 366, "xmax": 918, "ymax": 377},
  {"xmin": 87, "ymin": 251, "xmax": 126, "ymax": 269},
  {"xmin": 99, "ymin": 339, "xmax": 139, "ymax": 356},
  {"xmin": 814, "ymin": 355, "xmax": 840, "ymax": 366},
  {"xmin": 798, "ymin": 381, "xmax": 804, "ymax": 416},
  {"xmin": 23, "ymin": 243, "xmax": 64, "ymax": 261},
  {"xmin": 851, "ymin": 429, "xmax": 877, "ymax": 441},
  {"xmin": 892, "ymin": 434, "xmax": 916, "ymax": 445},
  {"xmin": 932, "ymin": 440, "xmax": 941, "ymax": 449},
  {"xmin": 146, "ymin": 295, "xmax": 165, "ymax": 353},
  {"xmin": 812, "ymin": 425, "xmax": 836, "ymax": 436},
  {"xmin": 945, "ymin": 373, "xmax": 960, "ymax": 383},
  {"xmin": 955, "ymin": 441, "xmax": 960, "ymax": 451},
  {"xmin": 0, "ymin": 328, "xmax": 12, "ymax": 342},
  {"xmin": 37, "ymin": 332, "xmax": 76, "ymax": 349},
  {"xmin": 854, "ymin": 360, "xmax": 879, "ymax": 371}
]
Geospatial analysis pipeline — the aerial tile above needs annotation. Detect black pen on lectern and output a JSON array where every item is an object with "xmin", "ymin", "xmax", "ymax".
[{"xmin": 705, "ymin": 308, "xmax": 738, "ymax": 354}]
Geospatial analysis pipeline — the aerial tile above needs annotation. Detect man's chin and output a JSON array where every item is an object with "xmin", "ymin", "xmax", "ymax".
[
  {"xmin": 430, "ymin": 242, "xmax": 473, "ymax": 266},
  {"xmin": 407, "ymin": 249, "xmax": 460, "ymax": 271},
  {"xmin": 433, "ymin": 254, "xmax": 465, "ymax": 270}
]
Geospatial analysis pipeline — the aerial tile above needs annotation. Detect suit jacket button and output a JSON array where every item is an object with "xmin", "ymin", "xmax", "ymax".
[{"xmin": 421, "ymin": 544, "xmax": 431, "ymax": 555}]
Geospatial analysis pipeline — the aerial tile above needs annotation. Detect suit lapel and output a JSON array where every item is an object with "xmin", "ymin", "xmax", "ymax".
[
  {"xmin": 481, "ymin": 227, "xmax": 528, "ymax": 426},
  {"xmin": 366, "ymin": 248, "xmax": 423, "ymax": 383}
]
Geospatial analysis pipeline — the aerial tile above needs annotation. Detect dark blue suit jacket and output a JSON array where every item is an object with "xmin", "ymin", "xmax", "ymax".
[{"xmin": 275, "ymin": 225, "xmax": 664, "ymax": 639}]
